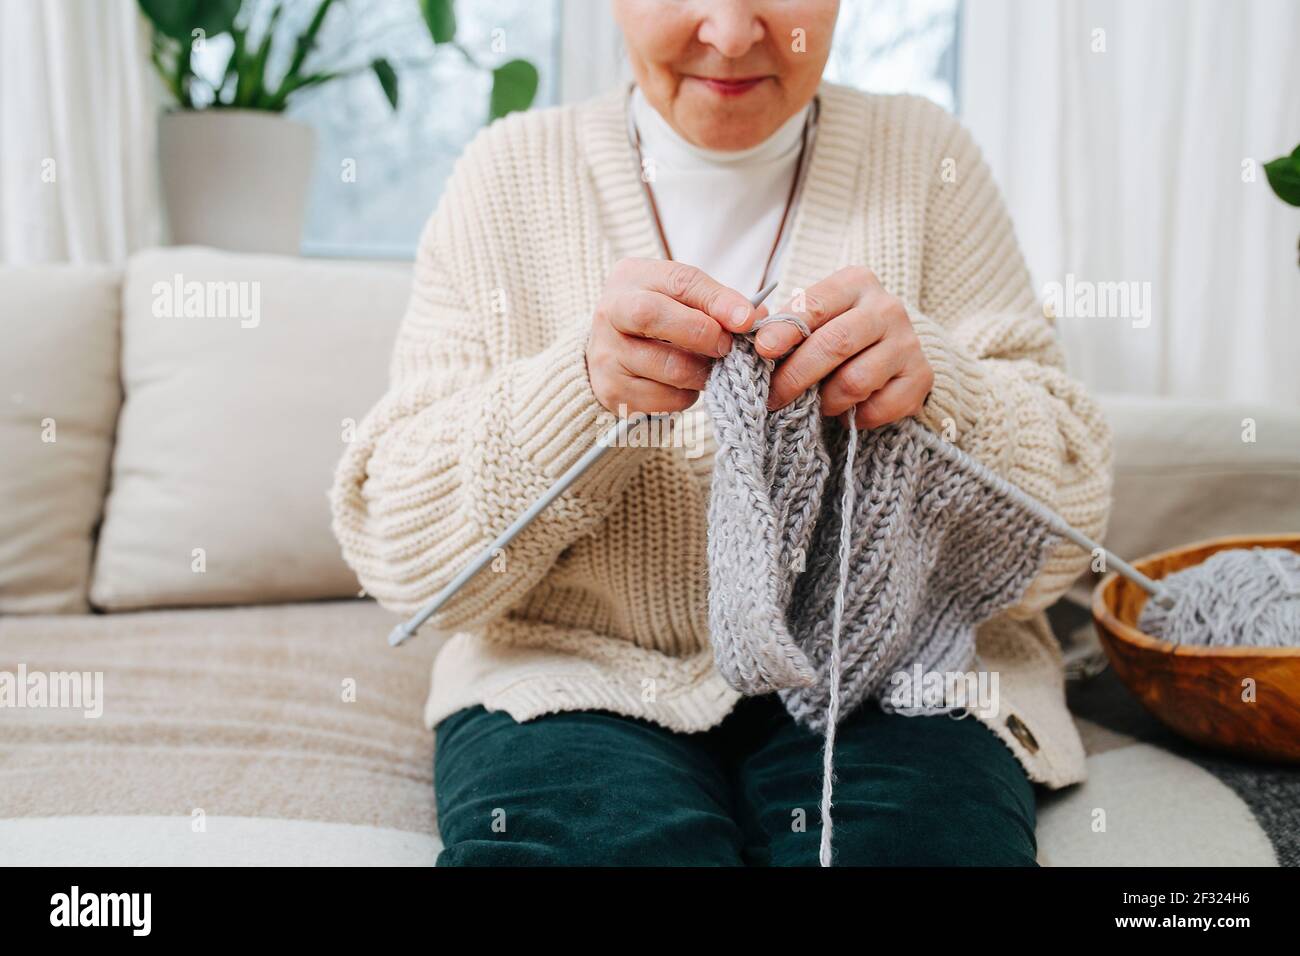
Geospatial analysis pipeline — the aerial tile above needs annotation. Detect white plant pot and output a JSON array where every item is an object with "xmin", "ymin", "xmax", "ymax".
[{"xmin": 159, "ymin": 109, "xmax": 316, "ymax": 255}]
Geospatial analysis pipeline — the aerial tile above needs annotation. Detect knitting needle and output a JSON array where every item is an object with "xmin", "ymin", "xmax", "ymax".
[{"xmin": 387, "ymin": 278, "xmax": 782, "ymax": 648}]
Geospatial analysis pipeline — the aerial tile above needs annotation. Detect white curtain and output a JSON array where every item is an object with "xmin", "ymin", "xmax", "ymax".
[
  {"xmin": 960, "ymin": 0, "xmax": 1300, "ymax": 406},
  {"xmin": 0, "ymin": 0, "xmax": 163, "ymax": 264}
]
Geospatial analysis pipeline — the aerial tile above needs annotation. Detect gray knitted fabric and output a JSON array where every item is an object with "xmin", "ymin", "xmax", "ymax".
[{"xmin": 704, "ymin": 333, "xmax": 1062, "ymax": 732}]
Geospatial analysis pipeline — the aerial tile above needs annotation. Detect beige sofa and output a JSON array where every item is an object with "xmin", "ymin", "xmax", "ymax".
[{"xmin": 2, "ymin": 247, "xmax": 1297, "ymax": 866}]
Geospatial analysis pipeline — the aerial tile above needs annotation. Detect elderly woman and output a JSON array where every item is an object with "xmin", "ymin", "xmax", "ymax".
[{"xmin": 331, "ymin": 0, "xmax": 1111, "ymax": 866}]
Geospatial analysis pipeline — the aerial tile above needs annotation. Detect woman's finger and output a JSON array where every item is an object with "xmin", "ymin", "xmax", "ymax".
[
  {"xmin": 819, "ymin": 341, "xmax": 904, "ymax": 418},
  {"xmin": 609, "ymin": 289, "xmax": 732, "ymax": 357},
  {"xmin": 628, "ymin": 259, "xmax": 757, "ymax": 332},
  {"xmin": 608, "ymin": 374, "xmax": 700, "ymax": 417},
  {"xmin": 852, "ymin": 372, "xmax": 929, "ymax": 430},
  {"xmin": 615, "ymin": 333, "xmax": 713, "ymax": 390},
  {"xmin": 768, "ymin": 306, "xmax": 886, "ymax": 410},
  {"xmin": 753, "ymin": 266, "xmax": 880, "ymax": 359}
]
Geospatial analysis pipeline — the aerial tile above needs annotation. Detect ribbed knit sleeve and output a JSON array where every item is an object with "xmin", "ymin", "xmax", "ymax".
[
  {"xmin": 910, "ymin": 105, "xmax": 1113, "ymax": 613},
  {"xmin": 330, "ymin": 135, "xmax": 646, "ymax": 628}
]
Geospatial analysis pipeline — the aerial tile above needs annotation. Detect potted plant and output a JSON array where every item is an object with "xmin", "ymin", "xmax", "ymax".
[
  {"xmin": 140, "ymin": 0, "xmax": 539, "ymax": 254},
  {"xmin": 1264, "ymin": 144, "xmax": 1300, "ymax": 268}
]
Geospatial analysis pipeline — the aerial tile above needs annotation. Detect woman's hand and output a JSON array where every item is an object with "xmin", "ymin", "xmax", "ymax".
[
  {"xmin": 756, "ymin": 266, "xmax": 934, "ymax": 430},
  {"xmin": 587, "ymin": 258, "xmax": 759, "ymax": 415}
]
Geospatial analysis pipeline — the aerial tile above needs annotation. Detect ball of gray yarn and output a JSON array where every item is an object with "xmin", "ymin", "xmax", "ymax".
[{"xmin": 1136, "ymin": 547, "xmax": 1300, "ymax": 648}]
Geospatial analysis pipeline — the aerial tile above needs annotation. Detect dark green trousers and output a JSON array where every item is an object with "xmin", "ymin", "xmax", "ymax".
[{"xmin": 433, "ymin": 694, "xmax": 1037, "ymax": 866}]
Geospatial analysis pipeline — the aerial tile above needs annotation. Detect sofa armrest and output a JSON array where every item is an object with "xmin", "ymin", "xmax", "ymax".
[{"xmin": 1099, "ymin": 392, "xmax": 1300, "ymax": 562}]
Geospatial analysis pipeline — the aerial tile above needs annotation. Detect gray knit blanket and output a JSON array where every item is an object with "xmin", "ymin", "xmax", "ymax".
[{"xmin": 705, "ymin": 333, "xmax": 1061, "ymax": 732}]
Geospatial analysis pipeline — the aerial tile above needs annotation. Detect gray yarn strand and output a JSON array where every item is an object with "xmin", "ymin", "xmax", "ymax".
[
  {"xmin": 819, "ymin": 411, "xmax": 856, "ymax": 868},
  {"xmin": 1138, "ymin": 547, "xmax": 1300, "ymax": 647}
]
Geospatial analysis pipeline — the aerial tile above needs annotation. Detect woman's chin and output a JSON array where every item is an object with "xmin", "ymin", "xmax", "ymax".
[
  {"xmin": 680, "ymin": 110, "xmax": 784, "ymax": 151},
  {"xmin": 669, "ymin": 77, "xmax": 781, "ymax": 146}
]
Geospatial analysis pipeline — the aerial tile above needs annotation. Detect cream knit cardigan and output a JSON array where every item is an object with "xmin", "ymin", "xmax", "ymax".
[{"xmin": 330, "ymin": 83, "xmax": 1113, "ymax": 789}]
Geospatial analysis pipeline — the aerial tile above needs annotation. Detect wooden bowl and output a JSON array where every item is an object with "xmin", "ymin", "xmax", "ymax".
[{"xmin": 1091, "ymin": 533, "xmax": 1300, "ymax": 763}]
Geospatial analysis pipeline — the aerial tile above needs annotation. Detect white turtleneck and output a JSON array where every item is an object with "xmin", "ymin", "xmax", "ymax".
[{"xmin": 630, "ymin": 86, "xmax": 810, "ymax": 297}]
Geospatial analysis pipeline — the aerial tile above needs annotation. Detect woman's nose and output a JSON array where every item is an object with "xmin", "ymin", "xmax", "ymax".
[{"xmin": 696, "ymin": 1, "xmax": 766, "ymax": 59}]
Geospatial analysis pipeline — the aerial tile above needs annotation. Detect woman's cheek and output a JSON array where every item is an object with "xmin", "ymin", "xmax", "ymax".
[{"xmin": 769, "ymin": 1, "xmax": 839, "ymax": 86}]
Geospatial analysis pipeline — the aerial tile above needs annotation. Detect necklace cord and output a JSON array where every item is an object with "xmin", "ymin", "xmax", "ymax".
[{"xmin": 626, "ymin": 85, "xmax": 820, "ymax": 296}]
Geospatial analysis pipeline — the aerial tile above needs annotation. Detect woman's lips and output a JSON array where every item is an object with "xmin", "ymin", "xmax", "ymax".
[{"xmin": 692, "ymin": 76, "xmax": 767, "ymax": 96}]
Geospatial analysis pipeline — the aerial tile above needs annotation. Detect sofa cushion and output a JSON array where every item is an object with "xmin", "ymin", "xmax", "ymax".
[
  {"xmin": 0, "ymin": 598, "xmax": 1285, "ymax": 866},
  {"xmin": 0, "ymin": 600, "xmax": 440, "ymax": 865},
  {"xmin": 0, "ymin": 265, "xmax": 121, "ymax": 614},
  {"xmin": 0, "ymin": 816, "xmax": 438, "ymax": 866},
  {"xmin": 1098, "ymin": 393, "xmax": 1300, "ymax": 561},
  {"xmin": 89, "ymin": 247, "xmax": 410, "ymax": 610}
]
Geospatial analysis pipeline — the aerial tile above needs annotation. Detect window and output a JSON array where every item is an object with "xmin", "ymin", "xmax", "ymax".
[
  {"xmin": 824, "ymin": 0, "xmax": 962, "ymax": 112},
  {"xmin": 286, "ymin": 0, "xmax": 560, "ymax": 258}
]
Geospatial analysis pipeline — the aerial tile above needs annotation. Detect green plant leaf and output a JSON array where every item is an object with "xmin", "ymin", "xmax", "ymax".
[
  {"xmin": 489, "ymin": 58, "xmax": 538, "ymax": 121},
  {"xmin": 1264, "ymin": 144, "xmax": 1300, "ymax": 207},
  {"xmin": 372, "ymin": 58, "xmax": 399, "ymax": 110},
  {"xmin": 420, "ymin": 0, "xmax": 456, "ymax": 44},
  {"xmin": 149, "ymin": 43, "xmax": 182, "ymax": 102},
  {"xmin": 150, "ymin": 41, "xmax": 194, "ymax": 107},
  {"xmin": 222, "ymin": 22, "xmax": 242, "ymax": 105},
  {"xmin": 174, "ymin": 31, "xmax": 196, "ymax": 108},
  {"xmin": 283, "ymin": 0, "xmax": 337, "ymax": 81},
  {"xmin": 137, "ymin": 0, "xmax": 241, "ymax": 43},
  {"xmin": 263, "ymin": 70, "xmax": 340, "ymax": 113},
  {"xmin": 139, "ymin": 0, "xmax": 237, "ymax": 106},
  {"xmin": 270, "ymin": 0, "xmax": 339, "ymax": 111},
  {"xmin": 240, "ymin": 2, "xmax": 283, "ymax": 108}
]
